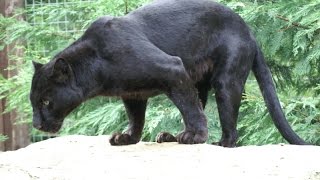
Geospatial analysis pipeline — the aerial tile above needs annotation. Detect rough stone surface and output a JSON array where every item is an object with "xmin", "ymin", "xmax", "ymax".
[{"xmin": 0, "ymin": 135, "xmax": 319, "ymax": 180}]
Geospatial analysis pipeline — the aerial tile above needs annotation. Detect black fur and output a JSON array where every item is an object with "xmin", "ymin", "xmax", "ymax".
[{"xmin": 30, "ymin": 0, "xmax": 308, "ymax": 147}]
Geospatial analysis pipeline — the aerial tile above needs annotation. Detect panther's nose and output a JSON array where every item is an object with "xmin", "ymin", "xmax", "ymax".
[
  {"xmin": 32, "ymin": 117, "xmax": 42, "ymax": 129},
  {"xmin": 33, "ymin": 121, "xmax": 42, "ymax": 129}
]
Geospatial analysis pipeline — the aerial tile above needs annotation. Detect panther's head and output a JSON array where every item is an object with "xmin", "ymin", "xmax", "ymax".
[{"xmin": 30, "ymin": 59, "xmax": 83, "ymax": 133}]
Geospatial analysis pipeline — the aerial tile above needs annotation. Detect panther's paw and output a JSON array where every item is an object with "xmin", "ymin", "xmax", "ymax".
[
  {"xmin": 212, "ymin": 140, "xmax": 236, "ymax": 148},
  {"xmin": 156, "ymin": 132, "xmax": 177, "ymax": 143},
  {"xmin": 176, "ymin": 130, "xmax": 207, "ymax": 144},
  {"xmin": 109, "ymin": 133, "xmax": 139, "ymax": 146},
  {"xmin": 212, "ymin": 132, "xmax": 237, "ymax": 147}
]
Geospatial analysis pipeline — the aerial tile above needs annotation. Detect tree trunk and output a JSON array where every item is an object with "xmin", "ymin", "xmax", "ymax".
[{"xmin": 0, "ymin": 0, "xmax": 30, "ymax": 151}]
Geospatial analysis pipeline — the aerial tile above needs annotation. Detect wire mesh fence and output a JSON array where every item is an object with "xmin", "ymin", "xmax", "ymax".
[{"xmin": 24, "ymin": 0, "xmax": 95, "ymax": 57}]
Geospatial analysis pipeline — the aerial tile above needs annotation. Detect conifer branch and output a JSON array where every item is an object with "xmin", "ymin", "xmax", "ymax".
[{"xmin": 276, "ymin": 15, "xmax": 309, "ymax": 30}]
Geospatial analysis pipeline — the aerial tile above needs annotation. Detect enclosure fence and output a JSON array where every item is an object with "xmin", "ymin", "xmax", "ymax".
[{"xmin": 25, "ymin": 0, "xmax": 94, "ymax": 56}]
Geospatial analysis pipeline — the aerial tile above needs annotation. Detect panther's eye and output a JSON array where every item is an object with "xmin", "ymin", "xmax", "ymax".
[{"xmin": 42, "ymin": 100, "xmax": 50, "ymax": 106}]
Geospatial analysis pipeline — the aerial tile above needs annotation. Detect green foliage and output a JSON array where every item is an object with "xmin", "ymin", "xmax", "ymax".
[
  {"xmin": 61, "ymin": 98, "xmax": 128, "ymax": 135},
  {"xmin": 223, "ymin": 0, "xmax": 320, "ymax": 90},
  {"xmin": 0, "ymin": 0, "xmax": 319, "ymax": 145},
  {"xmin": 238, "ymin": 79, "xmax": 320, "ymax": 145},
  {"xmin": 0, "ymin": 135, "xmax": 8, "ymax": 142}
]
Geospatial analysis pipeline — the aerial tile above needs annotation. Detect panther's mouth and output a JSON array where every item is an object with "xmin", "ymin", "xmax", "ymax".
[
  {"xmin": 40, "ymin": 125, "xmax": 61, "ymax": 133},
  {"xmin": 33, "ymin": 119, "xmax": 63, "ymax": 133}
]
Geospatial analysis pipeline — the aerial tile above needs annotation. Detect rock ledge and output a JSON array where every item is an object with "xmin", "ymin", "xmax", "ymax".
[{"xmin": 0, "ymin": 135, "xmax": 319, "ymax": 180}]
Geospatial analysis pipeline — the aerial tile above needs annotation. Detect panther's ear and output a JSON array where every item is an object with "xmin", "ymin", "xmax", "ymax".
[
  {"xmin": 32, "ymin": 61, "xmax": 43, "ymax": 71},
  {"xmin": 51, "ymin": 58, "xmax": 72, "ymax": 83}
]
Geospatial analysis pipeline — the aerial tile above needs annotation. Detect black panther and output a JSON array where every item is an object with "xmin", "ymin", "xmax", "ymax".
[{"xmin": 30, "ymin": 0, "xmax": 308, "ymax": 147}]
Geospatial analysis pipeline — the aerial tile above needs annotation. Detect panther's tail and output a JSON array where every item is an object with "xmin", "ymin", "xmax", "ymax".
[{"xmin": 252, "ymin": 45, "xmax": 308, "ymax": 145}]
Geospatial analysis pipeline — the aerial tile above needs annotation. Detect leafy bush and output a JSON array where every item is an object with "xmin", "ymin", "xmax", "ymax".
[
  {"xmin": 0, "ymin": 0, "xmax": 319, "ymax": 145},
  {"xmin": 225, "ymin": 1, "xmax": 320, "ymax": 90},
  {"xmin": 238, "ymin": 79, "xmax": 320, "ymax": 145}
]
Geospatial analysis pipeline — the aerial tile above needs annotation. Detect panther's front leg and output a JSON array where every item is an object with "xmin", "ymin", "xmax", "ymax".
[
  {"xmin": 109, "ymin": 98, "xmax": 147, "ymax": 145},
  {"xmin": 157, "ymin": 80, "xmax": 208, "ymax": 144}
]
